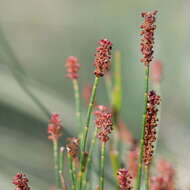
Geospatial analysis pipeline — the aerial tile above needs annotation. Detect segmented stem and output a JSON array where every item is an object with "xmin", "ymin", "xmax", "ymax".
[
  {"xmin": 53, "ymin": 141, "xmax": 61, "ymax": 190},
  {"xmin": 135, "ymin": 65, "xmax": 150, "ymax": 190},
  {"xmin": 68, "ymin": 154, "xmax": 76, "ymax": 190},
  {"xmin": 78, "ymin": 76, "xmax": 100, "ymax": 190},
  {"xmin": 100, "ymin": 142, "xmax": 106, "ymax": 190},
  {"xmin": 72, "ymin": 79, "xmax": 82, "ymax": 127}
]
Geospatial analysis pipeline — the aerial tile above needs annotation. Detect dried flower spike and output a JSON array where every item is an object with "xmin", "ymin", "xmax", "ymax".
[
  {"xmin": 12, "ymin": 173, "xmax": 30, "ymax": 190},
  {"xmin": 66, "ymin": 137, "xmax": 80, "ymax": 160},
  {"xmin": 94, "ymin": 105, "xmax": 113, "ymax": 143},
  {"xmin": 140, "ymin": 10, "xmax": 158, "ymax": 66},
  {"xmin": 48, "ymin": 113, "xmax": 62, "ymax": 142},
  {"xmin": 144, "ymin": 90, "xmax": 160, "ymax": 165},
  {"xmin": 94, "ymin": 39, "xmax": 112, "ymax": 77},
  {"xmin": 117, "ymin": 169, "xmax": 133, "ymax": 190},
  {"xmin": 65, "ymin": 56, "xmax": 80, "ymax": 79}
]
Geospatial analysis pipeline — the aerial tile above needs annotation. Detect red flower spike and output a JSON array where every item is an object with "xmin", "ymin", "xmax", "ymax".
[
  {"xmin": 65, "ymin": 56, "xmax": 80, "ymax": 79},
  {"xmin": 48, "ymin": 113, "xmax": 62, "ymax": 142},
  {"xmin": 144, "ymin": 90, "xmax": 160, "ymax": 165},
  {"xmin": 117, "ymin": 169, "xmax": 133, "ymax": 190},
  {"xmin": 94, "ymin": 105, "xmax": 113, "ymax": 143},
  {"xmin": 94, "ymin": 39, "xmax": 112, "ymax": 77},
  {"xmin": 140, "ymin": 10, "xmax": 158, "ymax": 66},
  {"xmin": 12, "ymin": 173, "xmax": 30, "ymax": 190}
]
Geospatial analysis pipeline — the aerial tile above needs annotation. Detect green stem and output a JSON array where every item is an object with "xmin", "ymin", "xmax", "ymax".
[
  {"xmin": 135, "ymin": 65, "xmax": 150, "ymax": 190},
  {"xmin": 78, "ymin": 76, "xmax": 99, "ymax": 190},
  {"xmin": 72, "ymin": 79, "xmax": 82, "ymax": 128},
  {"xmin": 83, "ymin": 127, "xmax": 98, "ymax": 188},
  {"xmin": 53, "ymin": 141, "xmax": 61, "ymax": 190},
  {"xmin": 68, "ymin": 154, "xmax": 76, "ymax": 190},
  {"xmin": 145, "ymin": 166, "xmax": 150, "ymax": 190},
  {"xmin": 100, "ymin": 142, "xmax": 106, "ymax": 190}
]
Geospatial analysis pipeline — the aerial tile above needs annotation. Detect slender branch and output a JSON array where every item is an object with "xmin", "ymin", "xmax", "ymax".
[
  {"xmin": 145, "ymin": 165, "xmax": 150, "ymax": 190},
  {"xmin": 78, "ymin": 76, "xmax": 99, "ymax": 190},
  {"xmin": 83, "ymin": 127, "xmax": 98, "ymax": 188},
  {"xmin": 100, "ymin": 142, "xmax": 106, "ymax": 190},
  {"xmin": 68, "ymin": 154, "xmax": 76, "ymax": 190},
  {"xmin": 53, "ymin": 141, "xmax": 61, "ymax": 190},
  {"xmin": 72, "ymin": 79, "xmax": 82, "ymax": 127},
  {"xmin": 135, "ymin": 65, "xmax": 150, "ymax": 190}
]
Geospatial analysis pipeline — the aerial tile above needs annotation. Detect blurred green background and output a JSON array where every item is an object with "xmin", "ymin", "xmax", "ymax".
[{"xmin": 0, "ymin": 0, "xmax": 190, "ymax": 189}]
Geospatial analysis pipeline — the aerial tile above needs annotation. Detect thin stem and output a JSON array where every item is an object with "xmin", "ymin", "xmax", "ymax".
[
  {"xmin": 68, "ymin": 154, "xmax": 76, "ymax": 190},
  {"xmin": 135, "ymin": 65, "xmax": 150, "ymax": 190},
  {"xmin": 59, "ymin": 147, "xmax": 64, "ymax": 182},
  {"xmin": 145, "ymin": 166, "xmax": 150, "ymax": 190},
  {"xmin": 83, "ymin": 127, "xmax": 98, "ymax": 188},
  {"xmin": 78, "ymin": 76, "xmax": 99, "ymax": 190},
  {"xmin": 72, "ymin": 79, "xmax": 82, "ymax": 127},
  {"xmin": 100, "ymin": 142, "xmax": 106, "ymax": 190},
  {"xmin": 53, "ymin": 141, "xmax": 61, "ymax": 190}
]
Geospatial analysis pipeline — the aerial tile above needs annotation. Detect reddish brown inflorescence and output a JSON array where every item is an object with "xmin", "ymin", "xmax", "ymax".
[
  {"xmin": 117, "ymin": 169, "xmax": 133, "ymax": 190},
  {"xmin": 94, "ymin": 39, "xmax": 112, "ymax": 77},
  {"xmin": 144, "ymin": 90, "xmax": 160, "ymax": 165},
  {"xmin": 65, "ymin": 56, "xmax": 80, "ymax": 79},
  {"xmin": 66, "ymin": 137, "xmax": 80, "ymax": 160},
  {"xmin": 12, "ymin": 173, "xmax": 30, "ymax": 190},
  {"xmin": 140, "ymin": 10, "xmax": 158, "ymax": 66},
  {"xmin": 48, "ymin": 113, "xmax": 62, "ymax": 142},
  {"xmin": 94, "ymin": 105, "xmax": 113, "ymax": 143}
]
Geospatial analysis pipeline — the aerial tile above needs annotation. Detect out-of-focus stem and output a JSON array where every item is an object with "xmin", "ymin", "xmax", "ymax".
[
  {"xmin": 135, "ymin": 65, "xmax": 150, "ymax": 190},
  {"xmin": 100, "ymin": 142, "xmax": 106, "ymax": 190},
  {"xmin": 72, "ymin": 79, "xmax": 82, "ymax": 128},
  {"xmin": 145, "ymin": 166, "xmax": 150, "ymax": 190},
  {"xmin": 78, "ymin": 76, "xmax": 99, "ymax": 190},
  {"xmin": 53, "ymin": 141, "xmax": 61, "ymax": 190}
]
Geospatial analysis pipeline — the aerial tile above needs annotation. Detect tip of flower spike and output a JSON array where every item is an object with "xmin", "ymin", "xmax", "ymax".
[
  {"xmin": 48, "ymin": 113, "xmax": 62, "ymax": 142},
  {"xmin": 65, "ymin": 56, "xmax": 80, "ymax": 79},
  {"xmin": 12, "ymin": 173, "xmax": 30, "ymax": 190},
  {"xmin": 117, "ymin": 169, "xmax": 133, "ymax": 190},
  {"xmin": 94, "ymin": 39, "xmax": 113, "ymax": 77}
]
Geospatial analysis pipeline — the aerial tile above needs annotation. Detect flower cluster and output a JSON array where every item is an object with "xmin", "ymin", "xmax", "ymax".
[
  {"xmin": 94, "ymin": 39, "xmax": 112, "ymax": 77},
  {"xmin": 94, "ymin": 105, "xmax": 113, "ymax": 143},
  {"xmin": 66, "ymin": 137, "xmax": 80, "ymax": 160},
  {"xmin": 12, "ymin": 173, "xmax": 30, "ymax": 190},
  {"xmin": 144, "ymin": 90, "xmax": 160, "ymax": 165},
  {"xmin": 65, "ymin": 56, "xmax": 80, "ymax": 79},
  {"xmin": 117, "ymin": 169, "xmax": 133, "ymax": 190},
  {"xmin": 140, "ymin": 10, "xmax": 158, "ymax": 66},
  {"xmin": 48, "ymin": 113, "xmax": 62, "ymax": 142}
]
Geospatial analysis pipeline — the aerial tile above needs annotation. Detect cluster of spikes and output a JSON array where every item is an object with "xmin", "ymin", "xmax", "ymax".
[{"xmin": 10, "ymin": 10, "xmax": 181, "ymax": 190}]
